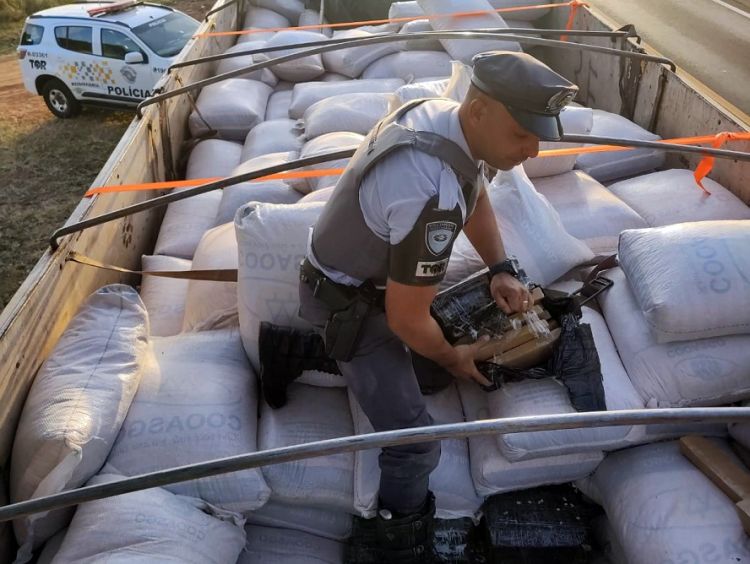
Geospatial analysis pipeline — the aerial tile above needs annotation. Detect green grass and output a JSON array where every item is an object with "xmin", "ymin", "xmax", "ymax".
[{"xmin": 0, "ymin": 15, "xmax": 23, "ymax": 55}]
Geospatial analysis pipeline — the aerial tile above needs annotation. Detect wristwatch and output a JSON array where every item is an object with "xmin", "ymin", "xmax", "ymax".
[{"xmin": 487, "ymin": 257, "xmax": 520, "ymax": 280}]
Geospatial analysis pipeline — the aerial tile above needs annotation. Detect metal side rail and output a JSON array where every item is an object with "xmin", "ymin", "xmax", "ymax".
[
  {"xmin": 167, "ymin": 27, "xmax": 638, "ymax": 73},
  {"xmin": 0, "ymin": 407, "xmax": 748, "ymax": 523},
  {"xmin": 138, "ymin": 31, "xmax": 675, "ymax": 117},
  {"xmin": 561, "ymin": 134, "xmax": 750, "ymax": 163},
  {"xmin": 49, "ymin": 149, "xmax": 355, "ymax": 251},
  {"xmin": 204, "ymin": 0, "xmax": 239, "ymax": 19},
  {"xmin": 49, "ymin": 137, "xmax": 750, "ymax": 251}
]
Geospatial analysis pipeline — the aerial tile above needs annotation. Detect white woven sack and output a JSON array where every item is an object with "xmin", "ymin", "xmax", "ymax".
[
  {"xmin": 442, "ymin": 60, "xmax": 472, "ymax": 101},
  {"xmin": 457, "ymin": 383, "xmax": 603, "ymax": 497},
  {"xmin": 417, "ymin": 0, "xmax": 521, "ymax": 63},
  {"xmin": 241, "ymin": 119, "xmax": 304, "ymax": 162},
  {"xmin": 233, "ymin": 150, "xmax": 300, "ymax": 188},
  {"xmin": 52, "ymin": 474, "xmax": 246, "ymax": 564},
  {"xmin": 444, "ymin": 167, "xmax": 594, "ymax": 287},
  {"xmin": 246, "ymin": 501, "xmax": 352, "ymax": 541},
  {"xmin": 576, "ymin": 441, "xmax": 750, "ymax": 564},
  {"xmin": 350, "ymin": 384, "xmax": 483, "ymax": 520},
  {"xmin": 243, "ymin": 6, "xmax": 289, "ymax": 30},
  {"xmin": 523, "ymin": 106, "xmax": 593, "ymax": 178},
  {"xmin": 259, "ymin": 31, "xmax": 328, "ymax": 82},
  {"xmin": 298, "ymin": 9, "xmax": 332, "ymax": 36},
  {"xmin": 599, "ymin": 267, "xmax": 750, "ymax": 407},
  {"xmin": 215, "ymin": 181, "xmax": 301, "ymax": 226},
  {"xmin": 361, "ymin": 51, "xmax": 453, "ymax": 81},
  {"xmin": 235, "ymin": 201, "xmax": 323, "ymax": 371},
  {"xmin": 302, "ymin": 93, "xmax": 391, "ymax": 139},
  {"xmin": 265, "ymin": 89, "xmax": 293, "ymax": 120},
  {"xmin": 296, "ymin": 132, "xmax": 363, "ymax": 193},
  {"xmin": 104, "ymin": 330, "xmax": 271, "ymax": 511},
  {"xmin": 259, "ymin": 384, "xmax": 355, "ymax": 512},
  {"xmin": 158, "ymin": 139, "xmax": 238, "ymax": 259},
  {"xmin": 35, "ymin": 529, "xmax": 65, "ymax": 564},
  {"xmin": 139, "ymin": 254, "xmax": 191, "ymax": 337},
  {"xmin": 289, "ymin": 78, "xmax": 404, "ymax": 119},
  {"xmin": 182, "ymin": 223, "xmax": 239, "ymax": 332},
  {"xmin": 215, "ymin": 42, "xmax": 278, "ymax": 86},
  {"xmin": 394, "ymin": 78, "xmax": 450, "ymax": 103},
  {"xmin": 10, "ymin": 285, "xmax": 148, "ymax": 558},
  {"xmin": 607, "ymin": 168, "xmax": 750, "ymax": 227},
  {"xmin": 321, "ymin": 29, "xmax": 404, "ymax": 78},
  {"xmin": 251, "ymin": 0, "xmax": 304, "ymax": 21},
  {"xmin": 186, "ymin": 139, "xmax": 243, "ymax": 179},
  {"xmin": 188, "ymin": 79, "xmax": 272, "ymax": 142},
  {"xmin": 153, "ymin": 189, "xmax": 222, "ymax": 260},
  {"xmin": 532, "ymin": 170, "xmax": 647, "ymax": 255},
  {"xmin": 488, "ymin": 0, "xmax": 549, "ymax": 20},
  {"xmin": 239, "ymin": 525, "xmax": 344, "ymax": 564},
  {"xmin": 575, "ymin": 110, "xmax": 665, "ymax": 182},
  {"xmin": 320, "ymin": 72, "xmax": 349, "ymax": 81},
  {"xmin": 391, "ymin": 1, "xmax": 549, "ymax": 22},
  {"xmin": 619, "ymin": 220, "xmax": 750, "ymax": 342},
  {"xmin": 488, "ymin": 308, "xmax": 644, "ymax": 461},
  {"xmin": 389, "ymin": 1, "xmax": 425, "ymax": 19},
  {"xmin": 300, "ymin": 186, "xmax": 334, "ymax": 203},
  {"xmin": 398, "ymin": 19, "xmax": 443, "ymax": 50}
]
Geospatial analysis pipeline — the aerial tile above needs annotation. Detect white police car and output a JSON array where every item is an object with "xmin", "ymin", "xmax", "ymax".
[{"xmin": 17, "ymin": 0, "xmax": 199, "ymax": 118}]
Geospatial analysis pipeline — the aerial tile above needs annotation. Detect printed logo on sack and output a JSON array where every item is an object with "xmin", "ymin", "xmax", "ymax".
[
  {"xmin": 425, "ymin": 221, "xmax": 457, "ymax": 256},
  {"xmin": 676, "ymin": 356, "xmax": 736, "ymax": 381}
]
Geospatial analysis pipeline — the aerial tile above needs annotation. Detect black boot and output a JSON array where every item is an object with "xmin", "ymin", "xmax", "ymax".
[
  {"xmin": 346, "ymin": 493, "xmax": 437, "ymax": 564},
  {"xmin": 258, "ymin": 322, "xmax": 341, "ymax": 408}
]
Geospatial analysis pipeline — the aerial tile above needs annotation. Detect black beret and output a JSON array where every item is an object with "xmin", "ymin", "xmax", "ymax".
[{"xmin": 471, "ymin": 51, "xmax": 579, "ymax": 141}]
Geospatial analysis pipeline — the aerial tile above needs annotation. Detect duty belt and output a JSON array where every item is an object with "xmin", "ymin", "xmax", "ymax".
[{"xmin": 300, "ymin": 258, "xmax": 385, "ymax": 311}]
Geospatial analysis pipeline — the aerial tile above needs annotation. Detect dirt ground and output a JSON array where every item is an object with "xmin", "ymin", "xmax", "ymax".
[{"xmin": 0, "ymin": 0, "xmax": 210, "ymax": 309}]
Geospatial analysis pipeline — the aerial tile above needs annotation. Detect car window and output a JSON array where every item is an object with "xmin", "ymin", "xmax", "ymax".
[
  {"xmin": 132, "ymin": 12, "xmax": 198, "ymax": 57},
  {"xmin": 54, "ymin": 26, "xmax": 93, "ymax": 54},
  {"xmin": 20, "ymin": 23, "xmax": 44, "ymax": 46},
  {"xmin": 101, "ymin": 29, "xmax": 146, "ymax": 60}
]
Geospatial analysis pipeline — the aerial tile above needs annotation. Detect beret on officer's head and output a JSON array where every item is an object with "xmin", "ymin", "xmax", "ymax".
[{"xmin": 471, "ymin": 51, "xmax": 579, "ymax": 141}]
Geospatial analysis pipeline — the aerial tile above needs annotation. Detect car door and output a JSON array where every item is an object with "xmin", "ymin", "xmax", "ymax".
[
  {"xmin": 52, "ymin": 24, "xmax": 105, "ymax": 100},
  {"xmin": 98, "ymin": 27, "xmax": 158, "ymax": 102}
]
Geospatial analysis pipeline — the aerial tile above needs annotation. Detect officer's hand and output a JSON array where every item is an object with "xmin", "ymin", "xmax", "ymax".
[
  {"xmin": 445, "ymin": 337, "xmax": 492, "ymax": 387},
  {"xmin": 490, "ymin": 273, "xmax": 532, "ymax": 315}
]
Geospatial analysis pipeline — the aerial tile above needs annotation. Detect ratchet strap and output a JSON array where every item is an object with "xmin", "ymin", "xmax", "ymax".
[{"xmin": 67, "ymin": 252, "xmax": 238, "ymax": 282}]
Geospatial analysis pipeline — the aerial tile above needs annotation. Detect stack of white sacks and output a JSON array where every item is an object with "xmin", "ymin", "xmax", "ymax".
[{"xmin": 11, "ymin": 1, "xmax": 750, "ymax": 562}]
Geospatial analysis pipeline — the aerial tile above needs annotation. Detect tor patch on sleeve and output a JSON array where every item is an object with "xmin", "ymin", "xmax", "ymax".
[{"xmin": 389, "ymin": 195, "xmax": 463, "ymax": 286}]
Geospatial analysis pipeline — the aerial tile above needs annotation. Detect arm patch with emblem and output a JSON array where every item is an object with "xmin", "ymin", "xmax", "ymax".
[{"xmin": 388, "ymin": 195, "xmax": 463, "ymax": 286}]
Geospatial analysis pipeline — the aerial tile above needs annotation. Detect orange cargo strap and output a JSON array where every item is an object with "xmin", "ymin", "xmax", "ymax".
[
  {"xmin": 67, "ymin": 252, "xmax": 238, "ymax": 281},
  {"xmin": 84, "ymin": 168, "xmax": 345, "ymax": 197},
  {"xmin": 693, "ymin": 132, "xmax": 749, "ymax": 194},
  {"xmin": 561, "ymin": 0, "xmax": 588, "ymax": 41},
  {"xmin": 196, "ymin": 0, "xmax": 580, "ymax": 38},
  {"xmin": 84, "ymin": 132, "xmax": 750, "ymax": 198}
]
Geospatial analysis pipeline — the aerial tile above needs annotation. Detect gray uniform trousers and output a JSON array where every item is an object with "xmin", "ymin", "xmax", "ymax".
[{"xmin": 298, "ymin": 281, "xmax": 443, "ymax": 515}]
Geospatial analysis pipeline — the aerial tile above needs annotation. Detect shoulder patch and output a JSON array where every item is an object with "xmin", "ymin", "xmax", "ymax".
[{"xmin": 425, "ymin": 221, "xmax": 457, "ymax": 256}]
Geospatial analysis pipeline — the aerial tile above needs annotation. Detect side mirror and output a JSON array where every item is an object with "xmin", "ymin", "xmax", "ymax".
[{"xmin": 124, "ymin": 51, "xmax": 144, "ymax": 64}]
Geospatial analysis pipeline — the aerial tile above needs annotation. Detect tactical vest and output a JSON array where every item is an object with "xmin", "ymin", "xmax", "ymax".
[{"xmin": 311, "ymin": 99, "xmax": 481, "ymax": 286}]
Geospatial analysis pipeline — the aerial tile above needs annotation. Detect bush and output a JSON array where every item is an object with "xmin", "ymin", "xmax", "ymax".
[{"xmin": 0, "ymin": 0, "xmax": 71, "ymax": 22}]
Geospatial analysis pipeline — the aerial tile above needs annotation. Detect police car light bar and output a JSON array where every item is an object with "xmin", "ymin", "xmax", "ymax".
[{"xmin": 87, "ymin": 0, "xmax": 140, "ymax": 17}]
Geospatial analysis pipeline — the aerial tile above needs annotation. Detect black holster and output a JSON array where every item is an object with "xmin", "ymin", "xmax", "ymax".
[{"xmin": 300, "ymin": 259, "xmax": 384, "ymax": 363}]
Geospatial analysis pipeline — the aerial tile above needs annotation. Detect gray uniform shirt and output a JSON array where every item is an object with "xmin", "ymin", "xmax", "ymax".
[{"xmin": 308, "ymin": 99, "xmax": 478, "ymax": 286}]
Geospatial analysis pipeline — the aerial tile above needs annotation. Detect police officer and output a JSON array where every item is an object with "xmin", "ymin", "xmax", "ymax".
[{"xmin": 298, "ymin": 51, "xmax": 579, "ymax": 562}]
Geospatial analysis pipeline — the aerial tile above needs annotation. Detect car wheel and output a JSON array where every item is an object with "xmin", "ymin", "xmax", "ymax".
[{"xmin": 42, "ymin": 79, "xmax": 81, "ymax": 119}]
